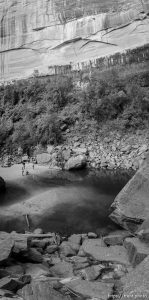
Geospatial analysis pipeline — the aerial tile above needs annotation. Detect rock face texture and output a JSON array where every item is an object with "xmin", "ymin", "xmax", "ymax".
[
  {"xmin": 110, "ymin": 155, "xmax": 149, "ymax": 232},
  {"xmin": 0, "ymin": 0, "xmax": 149, "ymax": 81}
]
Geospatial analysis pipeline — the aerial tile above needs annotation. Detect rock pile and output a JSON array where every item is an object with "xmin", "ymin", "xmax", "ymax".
[
  {"xmin": 35, "ymin": 130, "xmax": 149, "ymax": 171},
  {"xmin": 1, "ymin": 129, "xmax": 149, "ymax": 172},
  {"xmin": 0, "ymin": 227, "xmax": 149, "ymax": 300}
]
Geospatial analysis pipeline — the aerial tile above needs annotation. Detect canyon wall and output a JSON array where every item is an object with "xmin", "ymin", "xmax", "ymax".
[{"xmin": 0, "ymin": 0, "xmax": 149, "ymax": 82}]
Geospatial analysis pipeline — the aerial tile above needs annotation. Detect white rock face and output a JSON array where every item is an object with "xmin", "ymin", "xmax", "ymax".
[{"xmin": 0, "ymin": 0, "xmax": 149, "ymax": 81}]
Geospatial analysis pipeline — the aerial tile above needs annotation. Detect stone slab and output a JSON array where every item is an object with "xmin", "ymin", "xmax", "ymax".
[{"xmin": 81, "ymin": 239, "xmax": 130, "ymax": 265}]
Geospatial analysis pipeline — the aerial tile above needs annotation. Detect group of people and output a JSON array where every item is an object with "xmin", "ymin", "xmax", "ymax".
[{"xmin": 21, "ymin": 159, "xmax": 36, "ymax": 176}]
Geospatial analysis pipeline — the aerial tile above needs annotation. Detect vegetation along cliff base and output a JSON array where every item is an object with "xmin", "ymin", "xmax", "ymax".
[{"xmin": 0, "ymin": 61, "xmax": 149, "ymax": 170}]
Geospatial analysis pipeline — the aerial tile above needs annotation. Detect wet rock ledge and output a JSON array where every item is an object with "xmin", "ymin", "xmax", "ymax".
[{"xmin": 0, "ymin": 226, "xmax": 149, "ymax": 300}]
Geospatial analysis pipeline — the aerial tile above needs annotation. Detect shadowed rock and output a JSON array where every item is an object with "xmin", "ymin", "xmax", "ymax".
[
  {"xmin": 65, "ymin": 279, "xmax": 114, "ymax": 300},
  {"xmin": 110, "ymin": 155, "xmax": 149, "ymax": 232},
  {"xmin": 64, "ymin": 155, "xmax": 87, "ymax": 170},
  {"xmin": 124, "ymin": 237, "xmax": 149, "ymax": 267},
  {"xmin": 18, "ymin": 277, "xmax": 71, "ymax": 300}
]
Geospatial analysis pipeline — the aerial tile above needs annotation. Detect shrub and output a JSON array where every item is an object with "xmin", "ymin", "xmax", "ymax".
[{"xmin": 0, "ymin": 63, "xmax": 149, "ymax": 154}]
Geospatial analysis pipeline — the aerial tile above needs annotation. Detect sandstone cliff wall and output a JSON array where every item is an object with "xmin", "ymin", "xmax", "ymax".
[
  {"xmin": 47, "ymin": 44, "xmax": 149, "ymax": 75},
  {"xmin": 0, "ymin": 0, "xmax": 149, "ymax": 81}
]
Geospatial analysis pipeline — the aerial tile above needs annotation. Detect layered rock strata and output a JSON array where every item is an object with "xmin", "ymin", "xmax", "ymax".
[{"xmin": 0, "ymin": 0, "xmax": 149, "ymax": 81}]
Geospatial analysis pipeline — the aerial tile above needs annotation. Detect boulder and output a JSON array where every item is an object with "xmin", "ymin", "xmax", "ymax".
[
  {"xmin": 120, "ymin": 256, "xmax": 149, "ymax": 300},
  {"xmin": 0, "ymin": 276, "xmax": 28, "ymax": 292},
  {"xmin": 137, "ymin": 218, "xmax": 149, "ymax": 241},
  {"xmin": 46, "ymin": 245, "xmax": 58, "ymax": 254},
  {"xmin": 62, "ymin": 150, "xmax": 71, "ymax": 161},
  {"xmin": 68, "ymin": 234, "xmax": 82, "ymax": 246},
  {"xmin": 5, "ymin": 265, "xmax": 24, "ymax": 277},
  {"xmin": 30, "ymin": 238, "xmax": 51, "ymax": 249},
  {"xmin": 110, "ymin": 156, "xmax": 149, "ymax": 232},
  {"xmin": 79, "ymin": 265, "xmax": 104, "ymax": 281},
  {"xmin": 33, "ymin": 228, "xmax": 43, "ymax": 235},
  {"xmin": 65, "ymin": 279, "xmax": 114, "ymax": 300},
  {"xmin": 103, "ymin": 230, "xmax": 132, "ymax": 246},
  {"xmin": 50, "ymin": 261, "xmax": 73, "ymax": 278},
  {"xmin": 124, "ymin": 237, "xmax": 149, "ymax": 267},
  {"xmin": 0, "ymin": 177, "xmax": 6, "ymax": 192},
  {"xmin": 11, "ymin": 232, "xmax": 28, "ymax": 254},
  {"xmin": 0, "ymin": 237, "xmax": 14, "ymax": 265},
  {"xmin": 18, "ymin": 278, "xmax": 71, "ymax": 300},
  {"xmin": 24, "ymin": 263, "xmax": 50, "ymax": 279},
  {"xmin": 36, "ymin": 153, "xmax": 51, "ymax": 165},
  {"xmin": 80, "ymin": 239, "xmax": 130, "ymax": 265},
  {"xmin": 59, "ymin": 241, "xmax": 77, "ymax": 257},
  {"xmin": 47, "ymin": 145, "xmax": 54, "ymax": 154},
  {"xmin": 88, "ymin": 232, "xmax": 98, "ymax": 239},
  {"xmin": 67, "ymin": 234, "xmax": 81, "ymax": 253},
  {"xmin": 71, "ymin": 256, "xmax": 89, "ymax": 271},
  {"xmin": 64, "ymin": 155, "xmax": 86, "ymax": 170},
  {"xmin": 27, "ymin": 248, "xmax": 43, "ymax": 263}
]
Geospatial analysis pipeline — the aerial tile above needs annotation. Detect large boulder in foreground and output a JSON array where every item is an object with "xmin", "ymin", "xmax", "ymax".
[
  {"xmin": 64, "ymin": 155, "xmax": 86, "ymax": 170},
  {"xmin": 110, "ymin": 155, "xmax": 149, "ymax": 232},
  {"xmin": 0, "ymin": 177, "xmax": 5, "ymax": 192}
]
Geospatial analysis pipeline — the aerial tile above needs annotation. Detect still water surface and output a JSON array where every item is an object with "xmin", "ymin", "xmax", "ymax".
[{"xmin": 0, "ymin": 169, "xmax": 132, "ymax": 234}]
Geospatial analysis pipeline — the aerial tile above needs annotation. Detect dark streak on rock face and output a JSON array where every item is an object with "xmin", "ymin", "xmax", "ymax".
[
  {"xmin": 0, "ymin": 0, "xmax": 149, "ymax": 81},
  {"xmin": 0, "ymin": 177, "xmax": 5, "ymax": 193}
]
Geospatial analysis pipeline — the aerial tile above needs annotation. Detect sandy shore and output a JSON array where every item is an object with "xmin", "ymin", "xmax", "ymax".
[
  {"xmin": 0, "ymin": 163, "xmax": 86, "ymax": 217},
  {"xmin": 0, "ymin": 163, "xmax": 49, "ymax": 182},
  {"xmin": 0, "ymin": 163, "xmax": 53, "ymax": 216}
]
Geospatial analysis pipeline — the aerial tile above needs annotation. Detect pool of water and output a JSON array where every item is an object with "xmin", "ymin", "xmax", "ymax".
[{"xmin": 0, "ymin": 169, "xmax": 133, "ymax": 235}]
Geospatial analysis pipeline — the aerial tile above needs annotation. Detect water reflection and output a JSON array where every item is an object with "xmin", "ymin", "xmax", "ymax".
[{"xmin": 0, "ymin": 168, "xmax": 133, "ymax": 234}]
